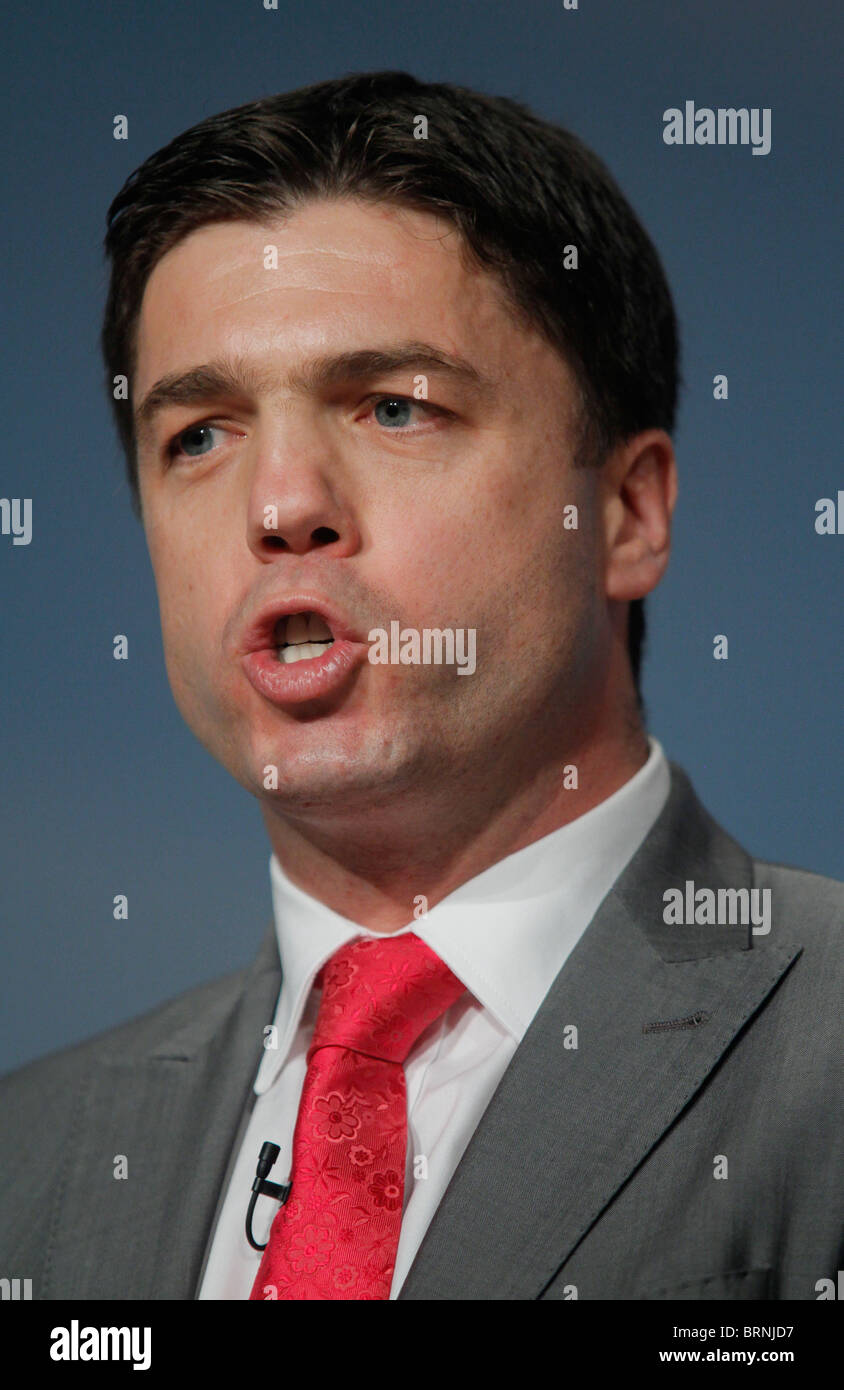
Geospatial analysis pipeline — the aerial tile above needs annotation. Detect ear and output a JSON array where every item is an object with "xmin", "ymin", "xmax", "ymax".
[{"xmin": 601, "ymin": 429, "xmax": 678, "ymax": 602}]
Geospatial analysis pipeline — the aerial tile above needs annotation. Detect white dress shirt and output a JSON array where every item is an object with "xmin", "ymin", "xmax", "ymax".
[{"xmin": 198, "ymin": 736, "xmax": 670, "ymax": 1299}]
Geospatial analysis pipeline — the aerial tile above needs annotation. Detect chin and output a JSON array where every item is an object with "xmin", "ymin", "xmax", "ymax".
[{"xmin": 257, "ymin": 741, "xmax": 419, "ymax": 809}]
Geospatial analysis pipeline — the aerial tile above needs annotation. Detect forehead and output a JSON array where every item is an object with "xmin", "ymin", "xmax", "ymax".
[{"xmin": 133, "ymin": 197, "xmax": 558, "ymax": 400}]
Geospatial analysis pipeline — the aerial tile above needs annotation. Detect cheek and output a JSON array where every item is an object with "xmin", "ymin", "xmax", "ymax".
[
  {"xmin": 461, "ymin": 463, "xmax": 581, "ymax": 593},
  {"xmin": 149, "ymin": 549, "xmax": 217, "ymax": 705},
  {"xmin": 484, "ymin": 482, "xmax": 598, "ymax": 665},
  {"xmin": 376, "ymin": 455, "xmax": 582, "ymax": 633}
]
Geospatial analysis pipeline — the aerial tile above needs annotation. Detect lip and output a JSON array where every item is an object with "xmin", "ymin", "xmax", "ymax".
[{"xmin": 239, "ymin": 595, "xmax": 370, "ymax": 708}]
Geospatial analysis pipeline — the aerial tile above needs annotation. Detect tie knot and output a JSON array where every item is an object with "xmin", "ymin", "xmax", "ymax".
[{"xmin": 310, "ymin": 933, "xmax": 466, "ymax": 1064}]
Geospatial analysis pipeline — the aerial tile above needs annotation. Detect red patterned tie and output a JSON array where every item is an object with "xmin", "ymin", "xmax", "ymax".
[{"xmin": 250, "ymin": 932, "xmax": 467, "ymax": 1300}]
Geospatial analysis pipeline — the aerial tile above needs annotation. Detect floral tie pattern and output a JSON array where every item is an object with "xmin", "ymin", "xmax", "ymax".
[{"xmin": 250, "ymin": 933, "xmax": 467, "ymax": 1300}]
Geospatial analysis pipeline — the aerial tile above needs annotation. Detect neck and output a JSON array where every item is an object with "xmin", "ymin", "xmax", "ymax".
[{"xmin": 262, "ymin": 718, "xmax": 650, "ymax": 933}]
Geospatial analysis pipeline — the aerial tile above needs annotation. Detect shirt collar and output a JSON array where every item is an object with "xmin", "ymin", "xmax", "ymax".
[{"xmin": 254, "ymin": 736, "xmax": 670, "ymax": 1094}]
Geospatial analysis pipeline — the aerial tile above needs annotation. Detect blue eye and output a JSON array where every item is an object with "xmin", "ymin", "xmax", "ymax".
[
  {"xmin": 373, "ymin": 398, "xmax": 415, "ymax": 428},
  {"xmin": 171, "ymin": 424, "xmax": 220, "ymax": 457}
]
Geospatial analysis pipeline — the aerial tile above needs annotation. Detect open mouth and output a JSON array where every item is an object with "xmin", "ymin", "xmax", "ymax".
[
  {"xmin": 273, "ymin": 611, "xmax": 336, "ymax": 664},
  {"xmin": 241, "ymin": 600, "xmax": 366, "ymax": 707}
]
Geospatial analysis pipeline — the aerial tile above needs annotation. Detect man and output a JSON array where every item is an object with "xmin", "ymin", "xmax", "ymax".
[{"xmin": 1, "ymin": 71, "xmax": 840, "ymax": 1301}]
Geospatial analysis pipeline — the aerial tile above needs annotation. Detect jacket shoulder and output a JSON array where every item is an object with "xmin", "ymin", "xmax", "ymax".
[
  {"xmin": 0, "ymin": 930, "xmax": 279, "ymax": 1282},
  {"xmin": 0, "ymin": 961, "xmax": 258, "ymax": 1280},
  {"xmin": 0, "ymin": 959, "xmax": 253, "ymax": 1114},
  {"xmin": 749, "ymin": 859, "xmax": 844, "ymax": 1038},
  {"xmin": 754, "ymin": 857, "xmax": 844, "ymax": 942}
]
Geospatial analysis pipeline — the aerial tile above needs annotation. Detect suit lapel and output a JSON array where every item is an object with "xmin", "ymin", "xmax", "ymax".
[
  {"xmin": 398, "ymin": 764, "xmax": 801, "ymax": 1299},
  {"xmin": 44, "ymin": 925, "xmax": 281, "ymax": 1300}
]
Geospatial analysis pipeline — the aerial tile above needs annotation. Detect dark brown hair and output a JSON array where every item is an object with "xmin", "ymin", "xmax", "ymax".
[{"xmin": 101, "ymin": 70, "xmax": 680, "ymax": 701}]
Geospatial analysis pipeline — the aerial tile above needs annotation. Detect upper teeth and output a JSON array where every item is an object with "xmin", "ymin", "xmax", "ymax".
[{"xmin": 276, "ymin": 611, "xmax": 334, "ymax": 664}]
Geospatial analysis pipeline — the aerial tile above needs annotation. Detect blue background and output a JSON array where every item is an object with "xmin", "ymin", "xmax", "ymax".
[{"xmin": 1, "ymin": 0, "xmax": 841, "ymax": 1072}]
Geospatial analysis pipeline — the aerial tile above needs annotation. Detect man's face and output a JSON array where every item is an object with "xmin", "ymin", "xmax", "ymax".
[{"xmin": 133, "ymin": 198, "xmax": 611, "ymax": 819}]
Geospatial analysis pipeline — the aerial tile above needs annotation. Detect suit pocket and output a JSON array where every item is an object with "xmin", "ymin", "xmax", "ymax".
[{"xmin": 637, "ymin": 1267, "xmax": 774, "ymax": 1300}]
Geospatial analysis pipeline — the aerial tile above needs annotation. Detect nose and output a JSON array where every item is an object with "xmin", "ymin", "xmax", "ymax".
[{"xmin": 246, "ymin": 425, "xmax": 362, "ymax": 561}]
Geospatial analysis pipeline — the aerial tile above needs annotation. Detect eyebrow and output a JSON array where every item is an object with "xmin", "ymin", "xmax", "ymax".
[{"xmin": 134, "ymin": 343, "xmax": 496, "ymax": 448}]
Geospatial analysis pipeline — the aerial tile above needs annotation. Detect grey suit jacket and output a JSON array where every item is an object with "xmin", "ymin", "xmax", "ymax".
[{"xmin": 1, "ymin": 762, "xmax": 841, "ymax": 1300}]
